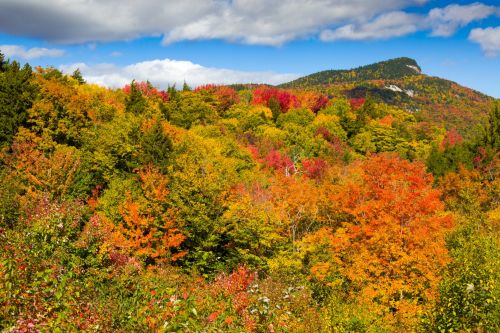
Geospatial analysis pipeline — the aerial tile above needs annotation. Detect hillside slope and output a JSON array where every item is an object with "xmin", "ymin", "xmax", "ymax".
[
  {"xmin": 279, "ymin": 57, "xmax": 421, "ymax": 88},
  {"xmin": 279, "ymin": 58, "xmax": 494, "ymax": 136}
]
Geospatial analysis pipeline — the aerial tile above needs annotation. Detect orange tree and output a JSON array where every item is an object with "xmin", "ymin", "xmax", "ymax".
[
  {"xmin": 98, "ymin": 165, "xmax": 186, "ymax": 265},
  {"xmin": 301, "ymin": 153, "xmax": 453, "ymax": 328}
]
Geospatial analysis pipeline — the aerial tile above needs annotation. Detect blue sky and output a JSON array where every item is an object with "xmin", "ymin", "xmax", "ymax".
[{"xmin": 0, "ymin": 0, "xmax": 499, "ymax": 96}]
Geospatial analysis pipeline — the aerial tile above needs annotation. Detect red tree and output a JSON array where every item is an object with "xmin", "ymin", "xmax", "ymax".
[{"xmin": 252, "ymin": 86, "xmax": 298, "ymax": 113}]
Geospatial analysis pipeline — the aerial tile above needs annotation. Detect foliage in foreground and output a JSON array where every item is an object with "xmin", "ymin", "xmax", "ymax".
[{"xmin": 0, "ymin": 53, "xmax": 498, "ymax": 332}]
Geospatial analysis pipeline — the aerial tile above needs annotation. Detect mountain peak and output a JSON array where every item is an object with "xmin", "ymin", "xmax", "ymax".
[
  {"xmin": 380, "ymin": 57, "xmax": 421, "ymax": 73},
  {"xmin": 280, "ymin": 57, "xmax": 422, "ymax": 88}
]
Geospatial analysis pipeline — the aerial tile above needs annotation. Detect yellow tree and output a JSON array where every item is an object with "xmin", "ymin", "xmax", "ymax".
[{"xmin": 269, "ymin": 174, "xmax": 326, "ymax": 251}]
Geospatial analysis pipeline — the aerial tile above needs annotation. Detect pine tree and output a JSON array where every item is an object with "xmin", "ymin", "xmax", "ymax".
[
  {"xmin": 167, "ymin": 84, "xmax": 178, "ymax": 100},
  {"xmin": 269, "ymin": 96, "xmax": 281, "ymax": 122},
  {"xmin": 125, "ymin": 80, "xmax": 147, "ymax": 115},
  {"xmin": 71, "ymin": 68, "xmax": 85, "ymax": 84},
  {"xmin": 0, "ymin": 51, "xmax": 6, "ymax": 72},
  {"xmin": 0, "ymin": 59, "xmax": 36, "ymax": 146},
  {"xmin": 140, "ymin": 119, "xmax": 173, "ymax": 169},
  {"xmin": 485, "ymin": 101, "xmax": 500, "ymax": 151}
]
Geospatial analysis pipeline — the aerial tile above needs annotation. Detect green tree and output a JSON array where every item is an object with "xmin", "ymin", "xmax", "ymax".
[
  {"xmin": 125, "ymin": 80, "xmax": 147, "ymax": 115},
  {"xmin": 483, "ymin": 101, "xmax": 500, "ymax": 151},
  {"xmin": 71, "ymin": 68, "xmax": 85, "ymax": 84},
  {"xmin": 422, "ymin": 216, "xmax": 499, "ymax": 332},
  {"xmin": 276, "ymin": 108, "xmax": 315, "ymax": 128},
  {"xmin": 0, "ymin": 51, "xmax": 5, "ymax": 71},
  {"xmin": 0, "ymin": 58, "xmax": 36, "ymax": 146},
  {"xmin": 427, "ymin": 143, "xmax": 473, "ymax": 178},
  {"xmin": 269, "ymin": 96, "xmax": 281, "ymax": 123},
  {"xmin": 165, "ymin": 92, "xmax": 217, "ymax": 129},
  {"xmin": 139, "ymin": 119, "xmax": 173, "ymax": 169}
]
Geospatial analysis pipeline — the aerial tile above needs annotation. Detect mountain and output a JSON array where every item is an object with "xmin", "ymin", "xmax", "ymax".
[
  {"xmin": 279, "ymin": 57, "xmax": 422, "ymax": 88},
  {"xmin": 279, "ymin": 57, "xmax": 495, "ymax": 137}
]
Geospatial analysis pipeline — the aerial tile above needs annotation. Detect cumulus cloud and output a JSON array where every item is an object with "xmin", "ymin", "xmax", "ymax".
[
  {"xmin": 469, "ymin": 26, "xmax": 500, "ymax": 56},
  {"xmin": 1, "ymin": 1, "xmax": 497, "ymax": 46},
  {"xmin": 59, "ymin": 59, "xmax": 300, "ymax": 88},
  {"xmin": 320, "ymin": 11, "xmax": 421, "ymax": 41},
  {"xmin": 0, "ymin": 44, "xmax": 64, "ymax": 59},
  {"xmin": 0, "ymin": 0, "xmax": 216, "ymax": 44},
  {"xmin": 320, "ymin": 3, "xmax": 498, "ymax": 41},
  {"xmin": 427, "ymin": 3, "xmax": 498, "ymax": 37},
  {"xmin": 161, "ymin": 0, "xmax": 428, "ymax": 46},
  {"xmin": 0, "ymin": 0, "xmax": 427, "ymax": 46}
]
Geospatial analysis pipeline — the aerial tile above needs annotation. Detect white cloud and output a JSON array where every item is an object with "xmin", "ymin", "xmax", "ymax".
[
  {"xmin": 0, "ymin": 0, "xmax": 427, "ymax": 46},
  {"xmin": 0, "ymin": 0, "xmax": 217, "ymax": 44},
  {"xmin": 162, "ymin": 0, "xmax": 428, "ymax": 46},
  {"xmin": 427, "ymin": 3, "xmax": 497, "ymax": 37},
  {"xmin": 469, "ymin": 26, "xmax": 500, "ymax": 56},
  {"xmin": 59, "ymin": 59, "xmax": 300, "ymax": 88},
  {"xmin": 320, "ymin": 11, "xmax": 421, "ymax": 41},
  {"xmin": 1, "ymin": 1, "xmax": 497, "ymax": 46},
  {"xmin": 0, "ymin": 44, "xmax": 65, "ymax": 59},
  {"xmin": 320, "ymin": 3, "xmax": 498, "ymax": 42}
]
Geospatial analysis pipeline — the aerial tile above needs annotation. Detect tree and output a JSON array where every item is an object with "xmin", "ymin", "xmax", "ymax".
[
  {"xmin": 125, "ymin": 80, "xmax": 147, "ymax": 115},
  {"xmin": 0, "ymin": 60, "xmax": 36, "ymax": 146},
  {"xmin": 276, "ymin": 108, "xmax": 315, "ymax": 128},
  {"xmin": 269, "ymin": 175, "xmax": 324, "ymax": 251},
  {"xmin": 0, "ymin": 51, "xmax": 6, "ymax": 72},
  {"xmin": 71, "ymin": 68, "xmax": 85, "ymax": 84},
  {"xmin": 101, "ymin": 166, "xmax": 186, "ymax": 263},
  {"xmin": 302, "ymin": 154, "xmax": 453, "ymax": 328},
  {"xmin": 139, "ymin": 118, "xmax": 173, "ymax": 169},
  {"xmin": 421, "ymin": 167, "xmax": 499, "ymax": 332},
  {"xmin": 252, "ymin": 86, "xmax": 298, "ymax": 115},
  {"xmin": 427, "ymin": 142, "xmax": 473, "ymax": 178},
  {"xmin": 268, "ymin": 96, "xmax": 281, "ymax": 122},
  {"xmin": 167, "ymin": 133, "xmax": 243, "ymax": 275},
  {"xmin": 221, "ymin": 183, "xmax": 285, "ymax": 269},
  {"xmin": 164, "ymin": 91, "xmax": 218, "ymax": 129},
  {"xmin": 422, "ymin": 214, "xmax": 499, "ymax": 332},
  {"xmin": 484, "ymin": 101, "xmax": 500, "ymax": 150}
]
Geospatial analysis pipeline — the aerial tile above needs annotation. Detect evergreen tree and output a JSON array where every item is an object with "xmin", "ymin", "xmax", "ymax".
[
  {"xmin": 484, "ymin": 101, "xmax": 499, "ymax": 151},
  {"xmin": 0, "ymin": 59, "xmax": 36, "ymax": 146},
  {"xmin": 167, "ymin": 84, "xmax": 178, "ymax": 100},
  {"xmin": 140, "ymin": 119, "xmax": 173, "ymax": 169},
  {"xmin": 71, "ymin": 68, "xmax": 86, "ymax": 84},
  {"xmin": 0, "ymin": 51, "xmax": 6, "ymax": 72},
  {"xmin": 269, "ymin": 96, "xmax": 281, "ymax": 122},
  {"xmin": 125, "ymin": 80, "xmax": 147, "ymax": 115}
]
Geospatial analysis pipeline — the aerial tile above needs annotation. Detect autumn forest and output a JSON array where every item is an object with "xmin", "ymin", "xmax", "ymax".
[{"xmin": 0, "ymin": 54, "xmax": 498, "ymax": 332}]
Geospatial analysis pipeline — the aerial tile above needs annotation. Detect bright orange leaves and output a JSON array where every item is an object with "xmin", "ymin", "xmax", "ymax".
[
  {"xmin": 110, "ymin": 166, "xmax": 186, "ymax": 262},
  {"xmin": 302, "ymin": 154, "xmax": 453, "ymax": 326}
]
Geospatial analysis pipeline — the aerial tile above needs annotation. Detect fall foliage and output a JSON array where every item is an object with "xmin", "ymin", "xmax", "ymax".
[{"xmin": 0, "ymin": 53, "xmax": 498, "ymax": 332}]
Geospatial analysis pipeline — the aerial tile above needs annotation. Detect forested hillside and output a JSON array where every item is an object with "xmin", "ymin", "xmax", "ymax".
[
  {"xmin": 0, "ymin": 52, "xmax": 498, "ymax": 332},
  {"xmin": 281, "ymin": 58, "xmax": 494, "ymax": 138},
  {"xmin": 279, "ymin": 57, "xmax": 422, "ymax": 87}
]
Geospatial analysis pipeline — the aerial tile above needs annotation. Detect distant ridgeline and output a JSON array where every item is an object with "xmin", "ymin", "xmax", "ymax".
[{"xmin": 279, "ymin": 57, "xmax": 422, "ymax": 88}]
